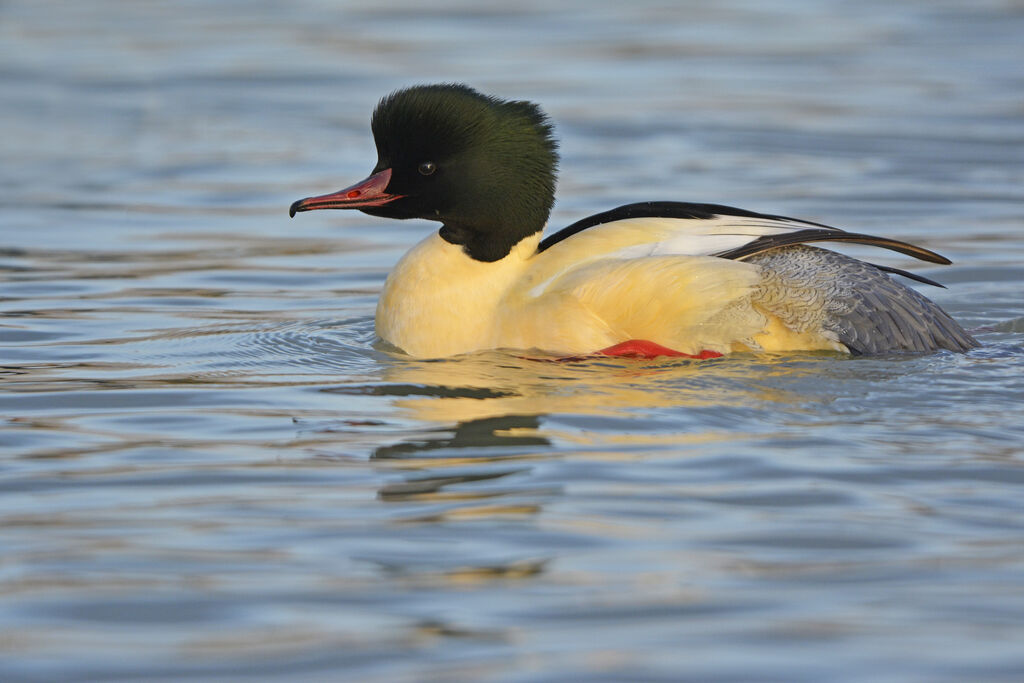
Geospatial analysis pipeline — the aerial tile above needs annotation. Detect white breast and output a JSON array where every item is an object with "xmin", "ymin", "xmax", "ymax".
[{"xmin": 375, "ymin": 232, "xmax": 539, "ymax": 357}]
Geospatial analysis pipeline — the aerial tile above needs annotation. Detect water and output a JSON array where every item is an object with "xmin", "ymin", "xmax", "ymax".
[{"xmin": 2, "ymin": 1, "xmax": 1024, "ymax": 680}]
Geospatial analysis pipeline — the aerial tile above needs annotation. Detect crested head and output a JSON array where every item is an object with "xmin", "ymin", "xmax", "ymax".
[{"xmin": 365, "ymin": 84, "xmax": 559, "ymax": 261}]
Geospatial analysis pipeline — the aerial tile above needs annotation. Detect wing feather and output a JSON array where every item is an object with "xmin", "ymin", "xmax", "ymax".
[
  {"xmin": 714, "ymin": 228, "xmax": 952, "ymax": 265},
  {"xmin": 528, "ymin": 202, "xmax": 973, "ymax": 355},
  {"xmin": 543, "ymin": 201, "xmax": 952, "ymax": 265},
  {"xmin": 748, "ymin": 246, "xmax": 977, "ymax": 354}
]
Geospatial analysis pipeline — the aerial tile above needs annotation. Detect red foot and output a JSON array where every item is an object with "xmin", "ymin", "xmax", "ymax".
[{"xmin": 598, "ymin": 340, "xmax": 723, "ymax": 360}]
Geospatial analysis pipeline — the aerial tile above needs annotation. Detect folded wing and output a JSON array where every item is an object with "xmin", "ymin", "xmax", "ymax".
[{"xmin": 527, "ymin": 203, "xmax": 977, "ymax": 354}]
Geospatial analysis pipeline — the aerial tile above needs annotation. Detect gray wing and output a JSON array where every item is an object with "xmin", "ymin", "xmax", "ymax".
[{"xmin": 746, "ymin": 245, "xmax": 978, "ymax": 354}]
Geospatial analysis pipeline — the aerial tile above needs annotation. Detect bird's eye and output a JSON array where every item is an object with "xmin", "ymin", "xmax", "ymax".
[{"xmin": 418, "ymin": 161, "xmax": 436, "ymax": 176}]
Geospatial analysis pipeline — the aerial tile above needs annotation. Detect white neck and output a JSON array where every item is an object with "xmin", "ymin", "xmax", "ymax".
[{"xmin": 375, "ymin": 231, "xmax": 541, "ymax": 357}]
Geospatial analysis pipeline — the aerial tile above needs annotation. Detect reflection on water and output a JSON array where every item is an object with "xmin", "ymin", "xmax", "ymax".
[
  {"xmin": 3, "ymin": 0, "xmax": 1024, "ymax": 681},
  {"xmin": 377, "ymin": 351, "xmax": 813, "ymax": 423},
  {"xmin": 371, "ymin": 414, "xmax": 550, "ymax": 460}
]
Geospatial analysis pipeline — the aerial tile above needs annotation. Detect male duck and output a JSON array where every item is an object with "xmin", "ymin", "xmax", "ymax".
[{"xmin": 290, "ymin": 84, "xmax": 977, "ymax": 359}]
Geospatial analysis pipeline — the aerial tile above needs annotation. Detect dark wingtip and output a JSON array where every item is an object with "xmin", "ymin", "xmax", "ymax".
[
  {"xmin": 871, "ymin": 263, "xmax": 948, "ymax": 288},
  {"xmin": 923, "ymin": 251, "xmax": 953, "ymax": 266}
]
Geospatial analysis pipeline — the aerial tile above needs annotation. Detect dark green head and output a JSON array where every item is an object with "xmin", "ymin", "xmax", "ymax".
[{"xmin": 290, "ymin": 84, "xmax": 559, "ymax": 262}]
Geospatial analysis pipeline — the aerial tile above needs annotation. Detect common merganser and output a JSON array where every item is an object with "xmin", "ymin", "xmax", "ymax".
[{"xmin": 290, "ymin": 84, "xmax": 977, "ymax": 359}]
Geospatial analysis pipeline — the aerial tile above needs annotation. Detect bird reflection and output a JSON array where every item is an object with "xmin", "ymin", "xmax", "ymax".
[
  {"xmin": 372, "ymin": 413, "xmax": 547, "ymax": 460},
  {"xmin": 352, "ymin": 351, "xmax": 822, "ymax": 586},
  {"xmin": 354, "ymin": 349, "xmax": 817, "ymax": 467},
  {"xmin": 376, "ymin": 350, "xmax": 804, "ymax": 425}
]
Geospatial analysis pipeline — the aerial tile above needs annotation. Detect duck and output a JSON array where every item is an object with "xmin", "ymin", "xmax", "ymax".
[{"xmin": 290, "ymin": 83, "xmax": 977, "ymax": 359}]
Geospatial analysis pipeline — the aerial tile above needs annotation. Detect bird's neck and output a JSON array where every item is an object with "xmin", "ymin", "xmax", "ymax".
[
  {"xmin": 439, "ymin": 219, "xmax": 543, "ymax": 262},
  {"xmin": 376, "ymin": 231, "xmax": 541, "ymax": 357}
]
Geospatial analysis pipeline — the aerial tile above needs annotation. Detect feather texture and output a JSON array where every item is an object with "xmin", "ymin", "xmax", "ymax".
[{"xmin": 747, "ymin": 246, "xmax": 976, "ymax": 353}]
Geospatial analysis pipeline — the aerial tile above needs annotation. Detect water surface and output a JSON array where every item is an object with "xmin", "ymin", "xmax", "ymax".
[{"xmin": 2, "ymin": 1, "xmax": 1024, "ymax": 681}]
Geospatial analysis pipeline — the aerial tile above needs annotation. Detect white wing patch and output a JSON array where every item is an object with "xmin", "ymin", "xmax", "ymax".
[
  {"xmin": 527, "ymin": 214, "xmax": 827, "ymax": 299},
  {"xmin": 595, "ymin": 215, "xmax": 831, "ymax": 260}
]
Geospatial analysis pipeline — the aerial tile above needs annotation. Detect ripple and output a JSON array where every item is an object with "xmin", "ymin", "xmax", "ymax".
[
  {"xmin": 3, "ymin": 1, "xmax": 1024, "ymax": 682},
  {"xmin": 239, "ymin": 316, "xmax": 382, "ymax": 372}
]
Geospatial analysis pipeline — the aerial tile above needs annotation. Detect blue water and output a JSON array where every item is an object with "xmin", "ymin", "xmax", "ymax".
[{"xmin": 3, "ymin": 1, "xmax": 1024, "ymax": 681}]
